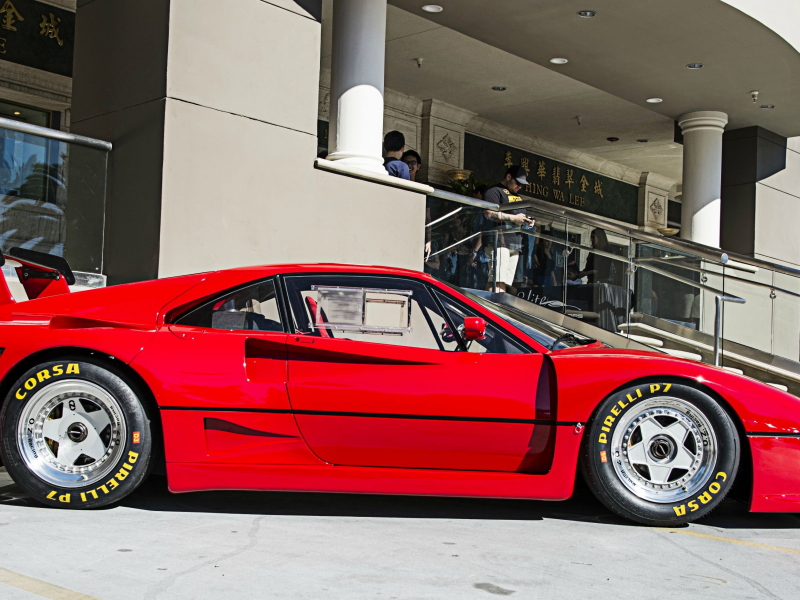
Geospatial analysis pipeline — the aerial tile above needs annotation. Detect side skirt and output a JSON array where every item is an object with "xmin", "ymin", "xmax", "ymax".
[{"xmin": 166, "ymin": 427, "xmax": 582, "ymax": 500}]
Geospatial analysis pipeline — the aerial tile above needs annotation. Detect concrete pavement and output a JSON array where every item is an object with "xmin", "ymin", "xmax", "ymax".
[{"xmin": 1, "ymin": 467, "xmax": 799, "ymax": 599}]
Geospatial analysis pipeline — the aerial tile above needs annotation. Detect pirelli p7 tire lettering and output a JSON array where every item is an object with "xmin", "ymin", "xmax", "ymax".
[
  {"xmin": 580, "ymin": 382, "xmax": 739, "ymax": 526},
  {"xmin": 0, "ymin": 360, "xmax": 152, "ymax": 509}
]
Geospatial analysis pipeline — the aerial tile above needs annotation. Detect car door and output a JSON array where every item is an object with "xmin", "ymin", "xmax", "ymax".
[
  {"xmin": 132, "ymin": 277, "xmax": 318, "ymax": 466},
  {"xmin": 282, "ymin": 273, "xmax": 556, "ymax": 473}
]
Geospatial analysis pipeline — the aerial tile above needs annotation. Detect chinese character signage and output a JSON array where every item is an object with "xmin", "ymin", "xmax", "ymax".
[
  {"xmin": 0, "ymin": 0, "xmax": 73, "ymax": 77},
  {"xmin": 464, "ymin": 133, "xmax": 638, "ymax": 224}
]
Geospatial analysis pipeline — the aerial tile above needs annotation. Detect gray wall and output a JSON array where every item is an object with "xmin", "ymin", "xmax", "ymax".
[{"xmin": 71, "ymin": 0, "xmax": 425, "ymax": 284}]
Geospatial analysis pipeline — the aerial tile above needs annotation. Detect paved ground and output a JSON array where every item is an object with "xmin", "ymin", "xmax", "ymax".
[{"xmin": 1, "ymin": 467, "xmax": 799, "ymax": 600}]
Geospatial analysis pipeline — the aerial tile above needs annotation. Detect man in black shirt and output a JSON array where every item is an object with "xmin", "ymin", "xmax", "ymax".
[{"xmin": 479, "ymin": 165, "xmax": 535, "ymax": 292}]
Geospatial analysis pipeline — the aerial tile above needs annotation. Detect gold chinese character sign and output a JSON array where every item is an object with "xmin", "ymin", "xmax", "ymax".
[
  {"xmin": 40, "ymin": 12, "xmax": 63, "ymax": 47},
  {"xmin": 0, "ymin": 1, "xmax": 23, "ymax": 31}
]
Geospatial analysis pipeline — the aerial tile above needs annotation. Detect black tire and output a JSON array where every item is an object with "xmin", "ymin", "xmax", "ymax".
[
  {"xmin": 0, "ymin": 359, "xmax": 153, "ymax": 509},
  {"xmin": 581, "ymin": 381, "xmax": 739, "ymax": 526}
]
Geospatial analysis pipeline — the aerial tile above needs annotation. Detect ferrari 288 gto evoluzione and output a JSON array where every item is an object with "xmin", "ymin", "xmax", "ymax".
[{"xmin": 0, "ymin": 248, "xmax": 798, "ymax": 525}]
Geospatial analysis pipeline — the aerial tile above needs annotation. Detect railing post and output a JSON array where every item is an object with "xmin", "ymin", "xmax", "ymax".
[
  {"xmin": 492, "ymin": 229, "xmax": 499, "ymax": 292},
  {"xmin": 714, "ymin": 294, "xmax": 747, "ymax": 366}
]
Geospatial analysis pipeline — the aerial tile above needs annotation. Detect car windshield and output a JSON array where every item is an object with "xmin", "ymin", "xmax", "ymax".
[{"xmin": 441, "ymin": 283, "xmax": 598, "ymax": 350}]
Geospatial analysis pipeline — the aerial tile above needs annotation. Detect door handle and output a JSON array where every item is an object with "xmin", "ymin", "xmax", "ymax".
[{"xmin": 294, "ymin": 336, "xmax": 314, "ymax": 345}]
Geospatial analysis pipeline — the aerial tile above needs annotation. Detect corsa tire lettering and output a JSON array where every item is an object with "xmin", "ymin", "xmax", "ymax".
[
  {"xmin": 672, "ymin": 472, "xmax": 728, "ymax": 517},
  {"xmin": 15, "ymin": 364, "xmax": 81, "ymax": 401},
  {"xmin": 46, "ymin": 452, "xmax": 142, "ymax": 504}
]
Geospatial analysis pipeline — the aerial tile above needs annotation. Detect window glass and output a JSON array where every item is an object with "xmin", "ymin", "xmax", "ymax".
[
  {"xmin": 176, "ymin": 279, "xmax": 283, "ymax": 332},
  {"xmin": 433, "ymin": 291, "xmax": 527, "ymax": 354},
  {"xmin": 283, "ymin": 275, "xmax": 459, "ymax": 351}
]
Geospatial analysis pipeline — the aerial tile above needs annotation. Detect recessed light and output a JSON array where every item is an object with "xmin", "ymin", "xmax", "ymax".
[
  {"xmin": 491, "ymin": 86, "xmax": 507, "ymax": 91},
  {"xmin": 761, "ymin": 104, "xmax": 775, "ymax": 110},
  {"xmin": 577, "ymin": 10, "xmax": 597, "ymax": 18},
  {"xmin": 606, "ymin": 137, "xmax": 619, "ymax": 142},
  {"xmin": 550, "ymin": 58, "xmax": 569, "ymax": 65},
  {"xmin": 13, "ymin": 111, "xmax": 20, "ymax": 115},
  {"xmin": 637, "ymin": 139, "xmax": 649, "ymax": 143},
  {"xmin": 686, "ymin": 63, "xmax": 704, "ymax": 69},
  {"xmin": 646, "ymin": 98, "xmax": 663, "ymax": 103},
  {"xmin": 422, "ymin": 5, "xmax": 443, "ymax": 12}
]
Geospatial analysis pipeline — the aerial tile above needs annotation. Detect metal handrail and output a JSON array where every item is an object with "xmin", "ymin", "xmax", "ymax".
[
  {"xmin": 428, "ymin": 188, "xmax": 800, "ymax": 279},
  {"xmin": 714, "ymin": 295, "xmax": 747, "ymax": 366},
  {"xmin": 0, "ymin": 116, "xmax": 112, "ymax": 152}
]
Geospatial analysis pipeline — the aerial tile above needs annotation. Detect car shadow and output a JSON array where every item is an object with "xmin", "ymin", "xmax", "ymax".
[{"xmin": 2, "ymin": 470, "xmax": 798, "ymax": 529}]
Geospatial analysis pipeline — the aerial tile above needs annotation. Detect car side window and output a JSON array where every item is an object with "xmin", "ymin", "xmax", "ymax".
[
  {"xmin": 175, "ymin": 279, "xmax": 283, "ymax": 332},
  {"xmin": 433, "ymin": 290, "xmax": 528, "ymax": 354},
  {"xmin": 283, "ymin": 275, "xmax": 460, "ymax": 351}
]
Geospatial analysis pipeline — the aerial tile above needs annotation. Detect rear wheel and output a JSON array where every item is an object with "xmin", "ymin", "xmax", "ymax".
[
  {"xmin": 581, "ymin": 381, "xmax": 739, "ymax": 525},
  {"xmin": 0, "ymin": 360, "xmax": 152, "ymax": 508}
]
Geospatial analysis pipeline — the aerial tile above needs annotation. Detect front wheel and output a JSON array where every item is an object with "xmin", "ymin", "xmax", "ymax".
[
  {"xmin": 581, "ymin": 381, "xmax": 739, "ymax": 525},
  {"xmin": 0, "ymin": 360, "xmax": 153, "ymax": 508}
]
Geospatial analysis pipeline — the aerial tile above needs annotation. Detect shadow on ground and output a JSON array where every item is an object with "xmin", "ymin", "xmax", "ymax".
[{"xmin": 2, "ymin": 468, "xmax": 799, "ymax": 529}]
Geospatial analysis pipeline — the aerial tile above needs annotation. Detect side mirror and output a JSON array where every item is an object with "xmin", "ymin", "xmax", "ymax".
[{"xmin": 463, "ymin": 317, "xmax": 487, "ymax": 341}]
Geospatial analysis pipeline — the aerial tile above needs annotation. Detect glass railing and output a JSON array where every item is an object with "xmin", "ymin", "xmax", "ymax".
[
  {"xmin": 424, "ymin": 190, "xmax": 800, "ymax": 393},
  {"xmin": 0, "ymin": 118, "xmax": 109, "ymax": 275}
]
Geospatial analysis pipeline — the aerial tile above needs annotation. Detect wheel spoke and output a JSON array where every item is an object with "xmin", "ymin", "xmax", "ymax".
[
  {"xmin": 648, "ymin": 464, "xmax": 673, "ymax": 484},
  {"xmin": 56, "ymin": 442, "xmax": 82, "ymax": 466},
  {"xmin": 664, "ymin": 420, "xmax": 690, "ymax": 445},
  {"xmin": 627, "ymin": 441, "xmax": 648, "ymax": 465},
  {"xmin": 671, "ymin": 445, "xmax": 697, "ymax": 471},
  {"xmin": 42, "ymin": 418, "xmax": 61, "ymax": 441},
  {"xmin": 79, "ymin": 429, "xmax": 108, "ymax": 462},
  {"xmin": 637, "ymin": 418, "xmax": 663, "ymax": 445},
  {"xmin": 74, "ymin": 403, "xmax": 112, "ymax": 434}
]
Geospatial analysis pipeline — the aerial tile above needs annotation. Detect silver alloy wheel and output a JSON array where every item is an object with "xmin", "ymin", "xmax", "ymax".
[
  {"xmin": 16, "ymin": 380, "xmax": 126, "ymax": 488},
  {"xmin": 610, "ymin": 397, "xmax": 718, "ymax": 503}
]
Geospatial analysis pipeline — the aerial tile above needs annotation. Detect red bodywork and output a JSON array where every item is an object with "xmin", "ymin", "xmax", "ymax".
[{"xmin": 0, "ymin": 264, "xmax": 798, "ymax": 512}]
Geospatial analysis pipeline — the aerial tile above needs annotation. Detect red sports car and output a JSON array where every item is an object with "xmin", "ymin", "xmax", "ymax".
[{"xmin": 0, "ymin": 249, "xmax": 798, "ymax": 525}]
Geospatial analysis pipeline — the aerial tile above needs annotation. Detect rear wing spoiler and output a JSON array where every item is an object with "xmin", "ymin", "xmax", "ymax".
[{"xmin": 0, "ymin": 248, "xmax": 75, "ymax": 305}]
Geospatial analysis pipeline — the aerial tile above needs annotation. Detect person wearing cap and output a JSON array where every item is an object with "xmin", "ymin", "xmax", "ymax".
[{"xmin": 478, "ymin": 165, "xmax": 535, "ymax": 293}]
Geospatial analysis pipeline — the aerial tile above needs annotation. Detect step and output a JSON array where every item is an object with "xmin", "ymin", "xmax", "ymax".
[
  {"xmin": 624, "ymin": 334, "xmax": 664, "ymax": 347},
  {"xmin": 766, "ymin": 383, "xmax": 789, "ymax": 392},
  {"xmin": 662, "ymin": 348, "xmax": 703, "ymax": 361}
]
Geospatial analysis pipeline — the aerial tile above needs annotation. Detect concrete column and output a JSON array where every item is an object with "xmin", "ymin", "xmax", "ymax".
[
  {"xmin": 678, "ymin": 111, "xmax": 728, "ymax": 247},
  {"xmin": 327, "ymin": 0, "xmax": 388, "ymax": 174}
]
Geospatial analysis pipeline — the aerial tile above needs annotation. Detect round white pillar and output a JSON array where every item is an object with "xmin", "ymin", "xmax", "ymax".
[
  {"xmin": 678, "ymin": 111, "xmax": 728, "ymax": 247},
  {"xmin": 327, "ymin": 0, "xmax": 388, "ymax": 174}
]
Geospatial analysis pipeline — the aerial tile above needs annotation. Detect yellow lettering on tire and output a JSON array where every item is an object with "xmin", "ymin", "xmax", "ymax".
[
  {"xmin": 709, "ymin": 482, "xmax": 721, "ymax": 494},
  {"xmin": 107, "ymin": 479, "xmax": 119, "ymax": 490},
  {"xmin": 88, "ymin": 489, "xmax": 98, "ymax": 500},
  {"xmin": 598, "ymin": 433, "xmax": 607, "ymax": 444},
  {"xmin": 66, "ymin": 363, "xmax": 80, "ymax": 374},
  {"xmin": 115, "ymin": 468, "xmax": 129, "ymax": 482},
  {"xmin": 688, "ymin": 500, "xmax": 699, "ymax": 512},
  {"xmin": 663, "ymin": 383, "xmax": 672, "ymax": 392},
  {"xmin": 716, "ymin": 472, "xmax": 727, "ymax": 482},
  {"xmin": 58, "ymin": 494, "xmax": 70, "ymax": 503},
  {"xmin": 46, "ymin": 491, "xmax": 56, "ymax": 500},
  {"xmin": 99, "ymin": 485, "xmax": 109, "ymax": 495},
  {"xmin": 604, "ymin": 415, "xmax": 615, "ymax": 428},
  {"xmin": 15, "ymin": 388, "xmax": 26, "ymax": 400},
  {"xmin": 611, "ymin": 405, "xmax": 621, "ymax": 416},
  {"xmin": 698, "ymin": 491, "xmax": 713, "ymax": 505},
  {"xmin": 650, "ymin": 384, "xmax": 660, "ymax": 393},
  {"xmin": 128, "ymin": 451, "xmax": 139, "ymax": 463},
  {"xmin": 36, "ymin": 369, "xmax": 51, "ymax": 383},
  {"xmin": 80, "ymin": 492, "xmax": 87, "ymax": 502},
  {"xmin": 24, "ymin": 378, "xmax": 36, "ymax": 390},
  {"xmin": 52, "ymin": 364, "xmax": 64, "ymax": 376},
  {"xmin": 673, "ymin": 505, "xmax": 686, "ymax": 516}
]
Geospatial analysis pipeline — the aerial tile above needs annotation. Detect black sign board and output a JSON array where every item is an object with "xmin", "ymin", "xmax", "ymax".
[
  {"xmin": 0, "ymin": 0, "xmax": 74, "ymax": 77},
  {"xmin": 464, "ymin": 133, "xmax": 638, "ymax": 224}
]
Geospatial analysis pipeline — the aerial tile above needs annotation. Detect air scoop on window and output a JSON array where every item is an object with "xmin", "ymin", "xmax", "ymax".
[{"xmin": 311, "ymin": 285, "xmax": 413, "ymax": 335}]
